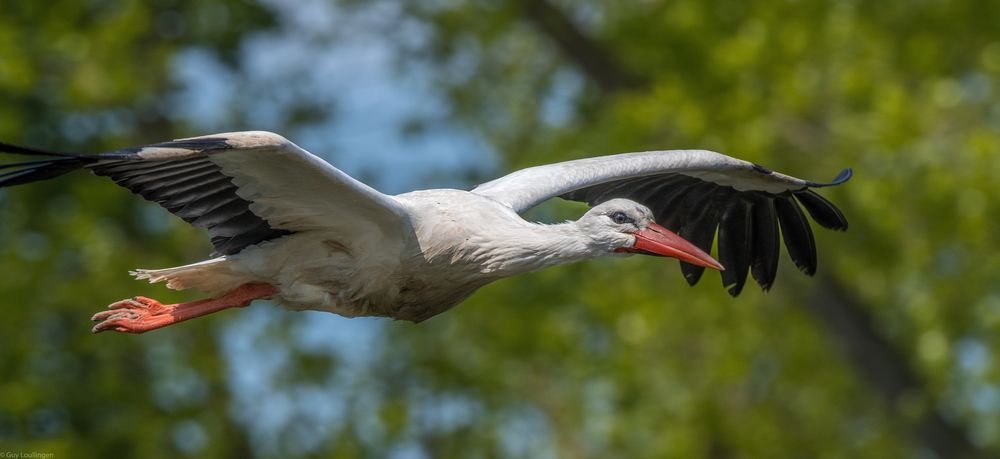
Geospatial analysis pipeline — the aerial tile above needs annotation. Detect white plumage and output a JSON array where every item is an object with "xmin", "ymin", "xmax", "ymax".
[{"xmin": 0, "ymin": 131, "xmax": 850, "ymax": 333}]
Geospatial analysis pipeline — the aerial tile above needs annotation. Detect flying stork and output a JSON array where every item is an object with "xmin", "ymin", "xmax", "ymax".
[{"xmin": 0, "ymin": 132, "xmax": 851, "ymax": 334}]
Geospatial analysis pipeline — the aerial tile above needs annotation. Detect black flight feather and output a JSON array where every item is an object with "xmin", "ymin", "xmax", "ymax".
[
  {"xmin": 718, "ymin": 197, "xmax": 753, "ymax": 296},
  {"xmin": 749, "ymin": 195, "xmax": 780, "ymax": 291},
  {"xmin": 774, "ymin": 194, "xmax": 817, "ymax": 275},
  {"xmin": 793, "ymin": 189, "xmax": 848, "ymax": 231},
  {"xmin": 678, "ymin": 188, "xmax": 727, "ymax": 286},
  {"xmin": 1, "ymin": 138, "xmax": 292, "ymax": 256}
]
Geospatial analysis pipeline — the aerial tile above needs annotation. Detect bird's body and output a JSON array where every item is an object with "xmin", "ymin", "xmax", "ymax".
[
  {"xmin": 139, "ymin": 189, "xmax": 632, "ymax": 322},
  {"xmin": 0, "ymin": 131, "xmax": 851, "ymax": 333}
]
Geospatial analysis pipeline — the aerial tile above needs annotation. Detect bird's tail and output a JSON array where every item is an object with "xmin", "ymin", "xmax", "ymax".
[
  {"xmin": 0, "ymin": 141, "xmax": 95, "ymax": 188},
  {"xmin": 131, "ymin": 258, "xmax": 253, "ymax": 296}
]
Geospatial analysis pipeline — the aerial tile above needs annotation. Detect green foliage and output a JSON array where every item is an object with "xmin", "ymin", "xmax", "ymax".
[
  {"xmin": 368, "ymin": 0, "xmax": 1000, "ymax": 457},
  {"xmin": 2, "ymin": 0, "xmax": 1000, "ymax": 458},
  {"xmin": 0, "ymin": 1, "xmax": 274, "ymax": 457}
]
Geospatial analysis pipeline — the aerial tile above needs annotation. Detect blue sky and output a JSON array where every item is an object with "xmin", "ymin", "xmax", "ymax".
[{"xmin": 170, "ymin": 0, "xmax": 496, "ymax": 193}]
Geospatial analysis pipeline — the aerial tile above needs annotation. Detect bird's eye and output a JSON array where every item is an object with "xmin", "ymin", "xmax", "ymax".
[{"xmin": 610, "ymin": 211, "xmax": 632, "ymax": 224}]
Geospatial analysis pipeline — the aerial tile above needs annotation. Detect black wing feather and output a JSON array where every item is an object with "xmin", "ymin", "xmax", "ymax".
[
  {"xmin": 92, "ymin": 156, "xmax": 293, "ymax": 255},
  {"xmin": 749, "ymin": 195, "xmax": 780, "ymax": 291},
  {"xmin": 718, "ymin": 197, "xmax": 753, "ymax": 296},
  {"xmin": 794, "ymin": 189, "xmax": 848, "ymax": 231},
  {"xmin": 163, "ymin": 179, "xmax": 237, "ymax": 208},
  {"xmin": 559, "ymin": 166, "xmax": 849, "ymax": 294},
  {"xmin": 660, "ymin": 181, "xmax": 715, "ymax": 231},
  {"xmin": 0, "ymin": 157, "xmax": 94, "ymax": 187},
  {"xmin": 114, "ymin": 159, "xmax": 218, "ymax": 188},
  {"xmin": 774, "ymin": 194, "xmax": 818, "ymax": 275},
  {"xmin": 677, "ymin": 188, "xmax": 728, "ymax": 286},
  {"xmin": 173, "ymin": 193, "xmax": 242, "ymax": 220},
  {"xmin": 1, "ymin": 138, "xmax": 292, "ymax": 256}
]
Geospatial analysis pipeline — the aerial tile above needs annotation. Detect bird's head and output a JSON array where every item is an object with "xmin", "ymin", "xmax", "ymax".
[{"xmin": 578, "ymin": 199, "xmax": 724, "ymax": 271}]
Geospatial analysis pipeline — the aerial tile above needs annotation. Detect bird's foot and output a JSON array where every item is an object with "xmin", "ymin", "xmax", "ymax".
[
  {"xmin": 91, "ymin": 296, "xmax": 180, "ymax": 334},
  {"xmin": 89, "ymin": 283, "xmax": 279, "ymax": 334}
]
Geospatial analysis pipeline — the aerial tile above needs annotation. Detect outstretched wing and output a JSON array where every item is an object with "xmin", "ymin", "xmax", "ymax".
[
  {"xmin": 472, "ymin": 150, "xmax": 851, "ymax": 295},
  {"xmin": 0, "ymin": 131, "xmax": 412, "ymax": 256}
]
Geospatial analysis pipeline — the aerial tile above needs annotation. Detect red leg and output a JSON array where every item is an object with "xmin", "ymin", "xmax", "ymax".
[{"xmin": 91, "ymin": 283, "xmax": 279, "ymax": 334}]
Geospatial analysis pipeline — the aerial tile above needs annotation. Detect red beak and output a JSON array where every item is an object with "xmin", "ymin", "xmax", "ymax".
[{"xmin": 620, "ymin": 223, "xmax": 725, "ymax": 271}]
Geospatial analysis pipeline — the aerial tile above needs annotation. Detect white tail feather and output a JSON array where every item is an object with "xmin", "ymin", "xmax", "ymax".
[{"xmin": 130, "ymin": 258, "xmax": 252, "ymax": 296}]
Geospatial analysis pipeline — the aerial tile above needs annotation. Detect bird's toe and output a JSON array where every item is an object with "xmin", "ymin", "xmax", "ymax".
[
  {"xmin": 91, "ymin": 309, "xmax": 124, "ymax": 322},
  {"xmin": 107, "ymin": 296, "xmax": 163, "ymax": 311},
  {"xmin": 92, "ymin": 314, "xmax": 132, "ymax": 333},
  {"xmin": 91, "ymin": 296, "xmax": 172, "ymax": 334},
  {"xmin": 91, "ymin": 310, "xmax": 170, "ymax": 334}
]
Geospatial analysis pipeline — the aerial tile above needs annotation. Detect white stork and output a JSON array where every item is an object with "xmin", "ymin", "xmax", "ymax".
[{"xmin": 0, "ymin": 132, "xmax": 850, "ymax": 334}]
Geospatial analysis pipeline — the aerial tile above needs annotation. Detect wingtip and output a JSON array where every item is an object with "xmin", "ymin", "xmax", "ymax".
[
  {"xmin": 807, "ymin": 167, "xmax": 853, "ymax": 188},
  {"xmin": 0, "ymin": 141, "xmax": 86, "ymax": 158},
  {"xmin": 833, "ymin": 167, "xmax": 853, "ymax": 184}
]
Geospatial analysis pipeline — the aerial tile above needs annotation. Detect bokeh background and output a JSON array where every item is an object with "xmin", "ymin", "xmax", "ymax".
[{"xmin": 2, "ymin": 1, "xmax": 999, "ymax": 457}]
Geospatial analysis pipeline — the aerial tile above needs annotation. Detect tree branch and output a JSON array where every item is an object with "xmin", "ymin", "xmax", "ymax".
[
  {"xmin": 809, "ymin": 278, "xmax": 982, "ymax": 458},
  {"xmin": 515, "ymin": 0, "xmax": 646, "ymax": 93}
]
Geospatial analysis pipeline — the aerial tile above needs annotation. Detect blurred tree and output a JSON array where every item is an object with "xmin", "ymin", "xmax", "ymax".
[
  {"xmin": 508, "ymin": 1, "xmax": 982, "ymax": 457},
  {"xmin": 0, "ymin": 1, "xmax": 276, "ymax": 457},
  {"xmin": 339, "ymin": 0, "xmax": 1000, "ymax": 458},
  {"xmin": 4, "ymin": 0, "xmax": 1000, "ymax": 458}
]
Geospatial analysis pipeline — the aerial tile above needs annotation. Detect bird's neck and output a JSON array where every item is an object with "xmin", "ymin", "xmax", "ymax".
[{"xmin": 468, "ymin": 221, "xmax": 599, "ymax": 276}]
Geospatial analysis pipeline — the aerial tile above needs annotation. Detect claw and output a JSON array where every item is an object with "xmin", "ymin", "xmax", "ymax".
[
  {"xmin": 106, "ymin": 299, "xmax": 140, "ymax": 310},
  {"xmin": 91, "ymin": 310, "xmax": 119, "ymax": 322},
  {"xmin": 91, "ymin": 296, "xmax": 172, "ymax": 334},
  {"xmin": 107, "ymin": 296, "xmax": 164, "ymax": 311}
]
